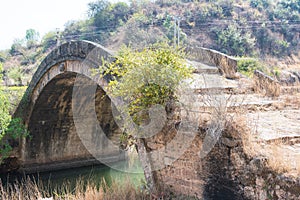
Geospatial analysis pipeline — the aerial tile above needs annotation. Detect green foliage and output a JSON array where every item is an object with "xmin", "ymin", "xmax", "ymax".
[
  {"xmin": 103, "ymin": 42, "xmax": 192, "ymax": 123},
  {"xmin": 5, "ymin": 118, "xmax": 29, "ymax": 139},
  {"xmin": 161, "ymin": 14, "xmax": 187, "ymax": 43},
  {"xmin": 237, "ymin": 58, "xmax": 268, "ymax": 77},
  {"xmin": 3, "ymin": 0, "xmax": 300, "ymax": 81},
  {"xmin": 4, "ymin": 86, "xmax": 27, "ymax": 112},
  {"xmin": 156, "ymin": 0, "xmax": 181, "ymax": 7},
  {"xmin": 41, "ymin": 30, "xmax": 58, "ymax": 51},
  {"xmin": 217, "ymin": 23, "xmax": 256, "ymax": 56},
  {"xmin": 6, "ymin": 0, "xmax": 300, "ymax": 58},
  {"xmin": 0, "ymin": 118, "xmax": 29, "ymax": 163},
  {"xmin": 0, "ymin": 51, "xmax": 8, "ymax": 63},
  {"xmin": 250, "ymin": 0, "xmax": 271, "ymax": 11},
  {"xmin": 63, "ymin": 20, "xmax": 93, "ymax": 41},
  {"xmin": 86, "ymin": 0, "xmax": 130, "ymax": 42},
  {"xmin": 25, "ymin": 29, "xmax": 40, "ymax": 48},
  {"xmin": 9, "ymin": 38, "xmax": 25, "ymax": 56},
  {"xmin": 193, "ymin": 3, "xmax": 225, "ymax": 25},
  {"xmin": 0, "ymin": 90, "xmax": 10, "ymax": 137},
  {"xmin": 9, "ymin": 31, "xmax": 42, "ymax": 66},
  {"xmin": 271, "ymin": 66, "xmax": 281, "ymax": 78},
  {"xmin": 270, "ymin": 0, "xmax": 300, "ymax": 21},
  {"xmin": 0, "ymin": 66, "xmax": 28, "ymax": 163},
  {"xmin": 8, "ymin": 66, "xmax": 24, "ymax": 86},
  {"xmin": 273, "ymin": 39, "xmax": 290, "ymax": 56},
  {"xmin": 0, "ymin": 79, "xmax": 12, "ymax": 162},
  {"xmin": 0, "ymin": 63, "xmax": 3, "ymax": 80}
]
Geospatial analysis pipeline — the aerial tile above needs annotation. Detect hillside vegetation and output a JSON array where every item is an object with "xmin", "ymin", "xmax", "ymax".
[{"xmin": 0, "ymin": 0, "xmax": 300, "ymax": 85}]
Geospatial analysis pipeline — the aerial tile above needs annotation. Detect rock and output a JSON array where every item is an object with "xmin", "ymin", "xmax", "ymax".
[
  {"xmin": 278, "ymin": 70, "xmax": 300, "ymax": 86},
  {"xmin": 244, "ymin": 186, "xmax": 255, "ymax": 199},
  {"xmin": 221, "ymin": 137, "xmax": 239, "ymax": 147},
  {"xmin": 249, "ymin": 157, "xmax": 267, "ymax": 172}
]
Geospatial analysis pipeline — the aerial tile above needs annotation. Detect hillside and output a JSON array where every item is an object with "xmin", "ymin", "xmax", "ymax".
[{"xmin": 1, "ymin": 0, "xmax": 300, "ymax": 85}]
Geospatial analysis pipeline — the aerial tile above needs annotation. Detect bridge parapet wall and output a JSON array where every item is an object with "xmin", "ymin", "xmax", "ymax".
[{"xmin": 186, "ymin": 46, "xmax": 238, "ymax": 79}]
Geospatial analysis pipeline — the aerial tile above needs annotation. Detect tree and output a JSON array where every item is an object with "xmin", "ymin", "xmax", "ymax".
[
  {"xmin": 87, "ymin": 0, "xmax": 131, "ymax": 42},
  {"xmin": 217, "ymin": 23, "xmax": 256, "ymax": 56},
  {"xmin": 8, "ymin": 66, "xmax": 24, "ymax": 86},
  {"xmin": 88, "ymin": 0, "xmax": 112, "ymax": 28},
  {"xmin": 0, "ymin": 63, "xmax": 12, "ymax": 161},
  {"xmin": 0, "ymin": 63, "xmax": 29, "ymax": 163},
  {"xmin": 0, "ymin": 51, "xmax": 7, "ymax": 63},
  {"xmin": 25, "ymin": 29, "xmax": 40, "ymax": 48},
  {"xmin": 101, "ymin": 42, "xmax": 192, "ymax": 189},
  {"xmin": 110, "ymin": 2, "xmax": 130, "ymax": 27},
  {"xmin": 250, "ymin": 0, "xmax": 271, "ymax": 11},
  {"xmin": 41, "ymin": 30, "xmax": 58, "ymax": 51},
  {"xmin": 0, "ymin": 62, "xmax": 3, "ymax": 80},
  {"xmin": 9, "ymin": 38, "xmax": 25, "ymax": 56}
]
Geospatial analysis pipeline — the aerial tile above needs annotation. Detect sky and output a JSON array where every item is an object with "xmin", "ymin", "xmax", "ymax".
[{"xmin": 0, "ymin": 0, "xmax": 92, "ymax": 50}]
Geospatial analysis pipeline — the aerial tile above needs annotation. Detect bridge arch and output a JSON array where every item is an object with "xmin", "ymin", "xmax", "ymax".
[{"xmin": 14, "ymin": 41, "xmax": 123, "ymax": 171}]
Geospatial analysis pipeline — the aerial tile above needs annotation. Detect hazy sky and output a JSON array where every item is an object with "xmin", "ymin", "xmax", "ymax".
[{"xmin": 0, "ymin": 0, "xmax": 92, "ymax": 50}]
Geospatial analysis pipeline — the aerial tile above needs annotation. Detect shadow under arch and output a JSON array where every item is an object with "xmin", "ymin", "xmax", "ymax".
[{"xmin": 25, "ymin": 71, "xmax": 124, "ymax": 171}]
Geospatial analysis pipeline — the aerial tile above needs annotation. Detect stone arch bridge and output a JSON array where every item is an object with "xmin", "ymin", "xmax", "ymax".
[
  {"xmin": 5, "ymin": 40, "xmax": 298, "ymax": 199},
  {"xmin": 9, "ymin": 40, "xmax": 238, "ymax": 173},
  {"xmin": 0, "ymin": 41, "xmax": 300, "ymax": 199},
  {"xmin": 12, "ymin": 41, "xmax": 123, "ymax": 171}
]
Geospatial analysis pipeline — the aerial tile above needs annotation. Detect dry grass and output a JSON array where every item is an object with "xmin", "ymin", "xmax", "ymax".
[
  {"xmin": 0, "ymin": 177, "xmax": 199, "ymax": 200},
  {"xmin": 266, "ymin": 143, "xmax": 300, "ymax": 176},
  {"xmin": 239, "ymin": 114, "xmax": 300, "ymax": 177},
  {"xmin": 262, "ymin": 54, "xmax": 300, "ymax": 70},
  {"xmin": 282, "ymin": 93, "xmax": 300, "ymax": 109},
  {"xmin": 0, "ymin": 178, "xmax": 150, "ymax": 200}
]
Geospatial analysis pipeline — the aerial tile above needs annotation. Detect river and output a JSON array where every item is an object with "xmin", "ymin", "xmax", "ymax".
[{"xmin": 0, "ymin": 159, "xmax": 145, "ymax": 194}]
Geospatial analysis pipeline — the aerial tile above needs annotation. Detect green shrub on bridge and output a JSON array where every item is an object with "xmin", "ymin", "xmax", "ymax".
[
  {"xmin": 102, "ymin": 42, "xmax": 192, "ymax": 144},
  {"xmin": 105, "ymin": 42, "xmax": 191, "ymax": 118}
]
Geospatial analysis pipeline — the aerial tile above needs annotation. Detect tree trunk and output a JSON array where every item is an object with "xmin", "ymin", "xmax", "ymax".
[{"xmin": 136, "ymin": 138, "xmax": 157, "ymax": 192}]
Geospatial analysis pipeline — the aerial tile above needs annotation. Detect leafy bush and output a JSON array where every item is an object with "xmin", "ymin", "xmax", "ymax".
[
  {"xmin": 217, "ymin": 23, "xmax": 256, "ymax": 56},
  {"xmin": 0, "ymin": 85, "xmax": 13, "ymax": 162},
  {"xmin": 273, "ymin": 39, "xmax": 290, "ymax": 56},
  {"xmin": 87, "ymin": 0, "xmax": 130, "ymax": 42},
  {"xmin": 103, "ymin": 42, "xmax": 192, "ymax": 123},
  {"xmin": 237, "ymin": 58, "xmax": 268, "ymax": 77},
  {"xmin": 0, "ymin": 66, "xmax": 29, "ymax": 163},
  {"xmin": 0, "ymin": 51, "xmax": 7, "ymax": 63},
  {"xmin": 41, "ymin": 31, "xmax": 58, "ymax": 51},
  {"xmin": 4, "ymin": 86, "xmax": 27, "ymax": 112},
  {"xmin": 25, "ymin": 29, "xmax": 40, "ymax": 48},
  {"xmin": 250, "ymin": 0, "xmax": 271, "ymax": 11},
  {"xmin": 8, "ymin": 66, "xmax": 24, "ymax": 86},
  {"xmin": 0, "ymin": 63, "xmax": 3, "ymax": 80},
  {"xmin": 9, "ymin": 39, "xmax": 25, "ymax": 56},
  {"xmin": 270, "ymin": 0, "xmax": 300, "ymax": 21}
]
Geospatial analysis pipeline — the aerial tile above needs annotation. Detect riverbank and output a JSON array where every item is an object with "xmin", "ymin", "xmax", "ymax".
[
  {"xmin": 0, "ymin": 177, "xmax": 149, "ymax": 200},
  {"xmin": 0, "ymin": 175, "xmax": 199, "ymax": 200},
  {"xmin": 0, "ymin": 163, "xmax": 147, "ymax": 199}
]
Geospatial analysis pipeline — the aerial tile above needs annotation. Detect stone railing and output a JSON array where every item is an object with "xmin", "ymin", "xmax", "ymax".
[{"xmin": 185, "ymin": 46, "xmax": 238, "ymax": 79}]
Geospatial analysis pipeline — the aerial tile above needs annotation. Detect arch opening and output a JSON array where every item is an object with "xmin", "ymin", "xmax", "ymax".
[{"xmin": 24, "ymin": 72, "xmax": 122, "ymax": 171}]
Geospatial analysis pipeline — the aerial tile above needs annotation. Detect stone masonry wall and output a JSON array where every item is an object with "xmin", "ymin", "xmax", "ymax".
[
  {"xmin": 145, "ymin": 111, "xmax": 300, "ymax": 199},
  {"xmin": 254, "ymin": 69, "xmax": 281, "ymax": 97},
  {"xmin": 186, "ymin": 46, "xmax": 238, "ymax": 79}
]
